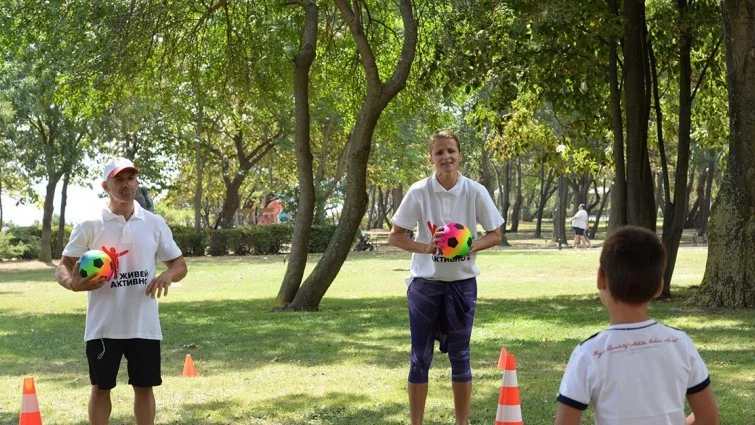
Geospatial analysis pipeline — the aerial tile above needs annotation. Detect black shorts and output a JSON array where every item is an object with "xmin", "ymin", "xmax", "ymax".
[
  {"xmin": 86, "ymin": 338, "xmax": 162, "ymax": 390},
  {"xmin": 573, "ymin": 227, "xmax": 585, "ymax": 236}
]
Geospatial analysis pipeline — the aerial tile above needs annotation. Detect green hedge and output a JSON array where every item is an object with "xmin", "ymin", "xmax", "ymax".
[
  {"xmin": 170, "ymin": 226, "xmax": 207, "ymax": 257},
  {"xmin": 4, "ymin": 226, "xmax": 41, "ymax": 260},
  {"xmin": 201, "ymin": 224, "xmax": 336, "ymax": 256},
  {"xmin": 3, "ymin": 223, "xmax": 338, "ymax": 259},
  {"xmin": 0, "ymin": 232, "xmax": 28, "ymax": 260},
  {"xmin": 308, "ymin": 225, "xmax": 338, "ymax": 253}
]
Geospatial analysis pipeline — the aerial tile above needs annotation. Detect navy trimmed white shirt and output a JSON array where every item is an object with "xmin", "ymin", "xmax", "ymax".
[{"xmin": 557, "ymin": 319, "xmax": 710, "ymax": 425}]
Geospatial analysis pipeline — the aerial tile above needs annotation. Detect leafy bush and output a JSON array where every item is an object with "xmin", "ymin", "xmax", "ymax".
[
  {"xmin": 0, "ymin": 232, "xmax": 27, "ymax": 260},
  {"xmin": 228, "ymin": 228, "xmax": 254, "ymax": 256},
  {"xmin": 308, "ymin": 225, "xmax": 337, "ymax": 253},
  {"xmin": 207, "ymin": 229, "xmax": 231, "ymax": 256},
  {"xmin": 249, "ymin": 224, "xmax": 292, "ymax": 255},
  {"xmin": 171, "ymin": 226, "xmax": 206, "ymax": 257},
  {"xmin": 6, "ymin": 226, "xmax": 41, "ymax": 259},
  {"xmin": 188, "ymin": 232, "xmax": 207, "ymax": 256}
]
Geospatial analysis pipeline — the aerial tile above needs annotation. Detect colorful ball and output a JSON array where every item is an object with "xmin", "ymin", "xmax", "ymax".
[
  {"xmin": 438, "ymin": 222, "xmax": 473, "ymax": 259},
  {"xmin": 77, "ymin": 250, "xmax": 114, "ymax": 281}
]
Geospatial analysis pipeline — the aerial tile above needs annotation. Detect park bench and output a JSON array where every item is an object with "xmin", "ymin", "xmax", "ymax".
[
  {"xmin": 657, "ymin": 228, "xmax": 707, "ymax": 247},
  {"xmin": 366, "ymin": 230, "xmax": 391, "ymax": 245},
  {"xmin": 683, "ymin": 228, "xmax": 707, "ymax": 247}
]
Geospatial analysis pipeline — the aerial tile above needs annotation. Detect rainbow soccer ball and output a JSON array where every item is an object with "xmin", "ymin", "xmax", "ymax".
[
  {"xmin": 77, "ymin": 250, "xmax": 114, "ymax": 281},
  {"xmin": 438, "ymin": 222, "xmax": 473, "ymax": 259}
]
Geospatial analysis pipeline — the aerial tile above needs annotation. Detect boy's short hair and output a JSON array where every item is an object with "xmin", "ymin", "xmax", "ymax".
[{"xmin": 600, "ymin": 226, "xmax": 666, "ymax": 304}]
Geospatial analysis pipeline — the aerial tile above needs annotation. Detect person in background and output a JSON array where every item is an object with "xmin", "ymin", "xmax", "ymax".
[{"xmin": 567, "ymin": 203, "xmax": 591, "ymax": 248}]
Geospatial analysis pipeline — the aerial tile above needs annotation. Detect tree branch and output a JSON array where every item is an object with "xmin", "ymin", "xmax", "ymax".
[
  {"xmin": 334, "ymin": 0, "xmax": 381, "ymax": 88},
  {"xmin": 690, "ymin": 36, "xmax": 722, "ymax": 103}
]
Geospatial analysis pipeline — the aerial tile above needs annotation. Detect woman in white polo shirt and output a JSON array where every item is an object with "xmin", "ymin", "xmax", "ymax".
[{"xmin": 389, "ymin": 130, "xmax": 505, "ymax": 425}]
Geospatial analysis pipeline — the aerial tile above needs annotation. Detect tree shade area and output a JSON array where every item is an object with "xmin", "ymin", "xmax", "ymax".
[{"xmin": 0, "ymin": 0, "xmax": 751, "ymax": 307}]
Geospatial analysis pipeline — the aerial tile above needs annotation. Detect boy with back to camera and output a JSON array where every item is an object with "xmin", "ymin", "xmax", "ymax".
[{"xmin": 555, "ymin": 226, "xmax": 719, "ymax": 425}]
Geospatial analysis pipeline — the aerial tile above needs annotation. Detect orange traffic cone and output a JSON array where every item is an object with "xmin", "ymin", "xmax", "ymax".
[
  {"xmin": 19, "ymin": 377, "xmax": 42, "ymax": 425},
  {"xmin": 181, "ymin": 354, "xmax": 198, "ymax": 377},
  {"xmin": 495, "ymin": 348, "xmax": 523, "ymax": 425}
]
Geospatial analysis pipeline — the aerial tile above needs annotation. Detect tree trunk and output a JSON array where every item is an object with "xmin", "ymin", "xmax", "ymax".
[
  {"xmin": 54, "ymin": 171, "xmax": 70, "ymax": 259},
  {"xmin": 623, "ymin": 0, "xmax": 650, "ymax": 227},
  {"xmin": 608, "ymin": 0, "xmax": 627, "ymax": 229},
  {"xmin": 218, "ymin": 130, "xmax": 278, "ymax": 228},
  {"xmin": 219, "ymin": 178, "xmax": 243, "ymax": 229},
  {"xmin": 375, "ymin": 186, "xmax": 391, "ymax": 229},
  {"xmin": 554, "ymin": 175, "xmax": 568, "ymax": 245},
  {"xmin": 289, "ymin": 109, "xmax": 378, "ymax": 311},
  {"xmin": 640, "ymin": 29, "xmax": 657, "ymax": 231},
  {"xmin": 39, "ymin": 179, "xmax": 57, "ymax": 264},
  {"xmin": 654, "ymin": 171, "xmax": 664, "ymax": 215},
  {"xmin": 391, "ymin": 184, "xmax": 404, "ymax": 215},
  {"xmin": 591, "ymin": 184, "xmax": 610, "ymax": 239},
  {"xmin": 697, "ymin": 150, "xmax": 715, "ymax": 236},
  {"xmin": 697, "ymin": 0, "xmax": 755, "ymax": 308},
  {"xmin": 661, "ymin": 6, "xmax": 693, "ymax": 296},
  {"xmin": 534, "ymin": 166, "xmax": 556, "ymax": 239},
  {"xmin": 285, "ymin": 0, "xmax": 417, "ymax": 311},
  {"xmin": 480, "ymin": 142, "xmax": 495, "ymax": 200},
  {"xmin": 0, "ymin": 179, "xmax": 3, "ymax": 230},
  {"xmin": 366, "ymin": 184, "xmax": 376, "ymax": 227},
  {"xmin": 193, "ymin": 104, "xmax": 204, "ymax": 233},
  {"xmin": 274, "ymin": 0, "xmax": 318, "ymax": 309},
  {"xmin": 686, "ymin": 166, "xmax": 704, "ymax": 227},
  {"xmin": 509, "ymin": 158, "xmax": 523, "ymax": 232},
  {"xmin": 522, "ymin": 188, "xmax": 537, "ymax": 221},
  {"xmin": 501, "ymin": 161, "xmax": 511, "ymax": 231},
  {"xmin": 494, "ymin": 162, "xmax": 511, "ymax": 246}
]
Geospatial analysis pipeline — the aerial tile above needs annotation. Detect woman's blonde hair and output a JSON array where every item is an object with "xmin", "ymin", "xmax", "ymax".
[{"xmin": 428, "ymin": 130, "xmax": 461, "ymax": 153}]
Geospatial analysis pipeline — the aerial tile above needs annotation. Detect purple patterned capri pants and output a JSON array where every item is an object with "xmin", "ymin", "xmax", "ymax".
[{"xmin": 407, "ymin": 277, "xmax": 477, "ymax": 384}]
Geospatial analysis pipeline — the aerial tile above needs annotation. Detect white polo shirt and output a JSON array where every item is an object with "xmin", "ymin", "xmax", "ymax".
[
  {"xmin": 63, "ymin": 202, "xmax": 182, "ymax": 341},
  {"xmin": 572, "ymin": 209, "xmax": 589, "ymax": 229},
  {"xmin": 557, "ymin": 320, "xmax": 711, "ymax": 425},
  {"xmin": 391, "ymin": 172, "xmax": 505, "ymax": 284}
]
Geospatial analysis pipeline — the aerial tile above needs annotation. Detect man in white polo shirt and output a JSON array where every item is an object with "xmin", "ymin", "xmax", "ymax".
[{"xmin": 55, "ymin": 157, "xmax": 187, "ymax": 425}]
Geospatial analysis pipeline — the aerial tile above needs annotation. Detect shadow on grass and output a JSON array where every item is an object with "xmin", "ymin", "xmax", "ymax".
[
  {"xmin": 2, "ymin": 294, "xmax": 752, "ymax": 378},
  {"xmin": 0, "ymin": 267, "xmax": 55, "ymax": 284},
  {"xmin": 1, "ymin": 292, "xmax": 752, "ymax": 425}
]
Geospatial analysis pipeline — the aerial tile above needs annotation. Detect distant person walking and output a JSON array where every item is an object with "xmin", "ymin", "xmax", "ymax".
[{"xmin": 568, "ymin": 204, "xmax": 591, "ymax": 248}]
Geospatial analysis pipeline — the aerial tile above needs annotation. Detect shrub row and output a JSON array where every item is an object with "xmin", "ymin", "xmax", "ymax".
[
  {"xmin": 170, "ymin": 224, "xmax": 338, "ymax": 257},
  {"xmin": 1, "ymin": 224, "xmax": 338, "ymax": 260}
]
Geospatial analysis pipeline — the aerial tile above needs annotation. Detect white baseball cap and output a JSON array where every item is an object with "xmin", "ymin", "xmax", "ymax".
[{"xmin": 102, "ymin": 157, "xmax": 139, "ymax": 181}]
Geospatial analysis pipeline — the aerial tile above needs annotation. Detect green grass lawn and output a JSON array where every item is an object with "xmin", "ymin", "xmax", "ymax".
[{"xmin": 0, "ymin": 247, "xmax": 752, "ymax": 425}]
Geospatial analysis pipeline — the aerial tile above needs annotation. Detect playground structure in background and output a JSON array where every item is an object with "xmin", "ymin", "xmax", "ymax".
[{"xmin": 235, "ymin": 198, "xmax": 284, "ymax": 226}]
